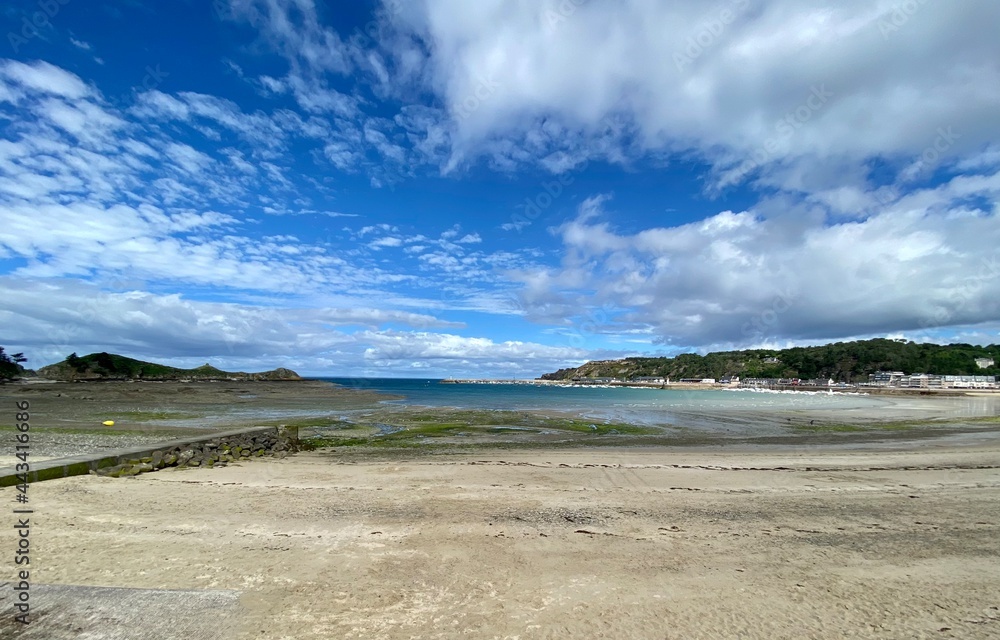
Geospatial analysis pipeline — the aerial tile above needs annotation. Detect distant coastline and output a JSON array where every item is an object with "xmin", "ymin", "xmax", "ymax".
[{"xmin": 440, "ymin": 378, "xmax": 996, "ymax": 397}]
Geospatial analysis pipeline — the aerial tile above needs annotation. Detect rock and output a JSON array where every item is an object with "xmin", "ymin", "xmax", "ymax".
[
  {"xmin": 187, "ymin": 459, "xmax": 201, "ymax": 467},
  {"xmin": 164, "ymin": 454, "xmax": 178, "ymax": 466},
  {"xmin": 239, "ymin": 450, "xmax": 250, "ymax": 457},
  {"xmin": 120, "ymin": 466, "xmax": 141, "ymax": 477},
  {"xmin": 140, "ymin": 456, "xmax": 153, "ymax": 464},
  {"xmin": 100, "ymin": 464, "xmax": 127, "ymax": 477},
  {"xmin": 177, "ymin": 450, "xmax": 194, "ymax": 465},
  {"xmin": 136, "ymin": 462, "xmax": 154, "ymax": 473}
]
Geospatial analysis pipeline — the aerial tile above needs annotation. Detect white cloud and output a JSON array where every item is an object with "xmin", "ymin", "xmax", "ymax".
[
  {"xmin": 0, "ymin": 58, "xmax": 552, "ymax": 367},
  {"xmin": 370, "ymin": 236, "xmax": 403, "ymax": 248},
  {"xmin": 358, "ymin": 223, "xmax": 399, "ymax": 236},
  {"xmin": 0, "ymin": 59, "xmax": 93, "ymax": 100},
  {"xmin": 377, "ymin": 0, "xmax": 1000, "ymax": 189},
  {"xmin": 361, "ymin": 329, "xmax": 589, "ymax": 363},
  {"xmin": 267, "ymin": 208, "xmax": 359, "ymax": 217},
  {"xmin": 0, "ymin": 279, "xmax": 582, "ymax": 377},
  {"xmin": 515, "ymin": 176, "xmax": 1000, "ymax": 347},
  {"xmin": 318, "ymin": 308, "xmax": 464, "ymax": 329},
  {"xmin": 224, "ymin": 0, "xmax": 356, "ymax": 114}
]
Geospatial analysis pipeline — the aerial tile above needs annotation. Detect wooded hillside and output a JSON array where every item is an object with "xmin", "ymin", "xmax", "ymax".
[{"xmin": 540, "ymin": 339, "xmax": 1000, "ymax": 382}]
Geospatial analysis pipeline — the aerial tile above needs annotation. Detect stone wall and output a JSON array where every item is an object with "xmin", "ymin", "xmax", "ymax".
[{"xmin": 96, "ymin": 426, "xmax": 299, "ymax": 478}]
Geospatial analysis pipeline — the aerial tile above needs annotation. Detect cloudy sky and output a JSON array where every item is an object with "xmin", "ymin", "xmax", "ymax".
[{"xmin": 1, "ymin": 0, "xmax": 998, "ymax": 377}]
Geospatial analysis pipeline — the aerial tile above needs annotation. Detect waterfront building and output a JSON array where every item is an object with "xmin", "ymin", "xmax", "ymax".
[{"xmin": 869, "ymin": 371, "xmax": 905, "ymax": 386}]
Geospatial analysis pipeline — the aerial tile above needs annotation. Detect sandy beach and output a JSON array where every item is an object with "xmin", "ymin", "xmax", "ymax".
[{"xmin": 5, "ymin": 442, "xmax": 999, "ymax": 639}]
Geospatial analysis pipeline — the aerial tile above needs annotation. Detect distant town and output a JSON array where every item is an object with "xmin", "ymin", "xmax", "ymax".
[
  {"xmin": 445, "ymin": 356, "xmax": 1000, "ymax": 391},
  {"xmin": 444, "ymin": 372, "xmax": 999, "ymax": 391},
  {"xmin": 530, "ymin": 341, "xmax": 999, "ymax": 391}
]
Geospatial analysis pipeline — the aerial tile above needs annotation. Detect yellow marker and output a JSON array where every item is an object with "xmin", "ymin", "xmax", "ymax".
[{"xmin": 102, "ymin": 420, "xmax": 115, "ymax": 426}]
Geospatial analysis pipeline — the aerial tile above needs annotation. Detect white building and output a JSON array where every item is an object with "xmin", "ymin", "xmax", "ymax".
[
  {"xmin": 869, "ymin": 371, "xmax": 905, "ymax": 386},
  {"xmin": 942, "ymin": 375, "xmax": 997, "ymax": 389},
  {"xmin": 975, "ymin": 358, "xmax": 995, "ymax": 369}
]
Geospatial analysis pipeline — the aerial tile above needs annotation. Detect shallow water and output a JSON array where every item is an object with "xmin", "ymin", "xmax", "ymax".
[
  {"xmin": 322, "ymin": 378, "xmax": 877, "ymax": 411},
  {"xmin": 311, "ymin": 378, "xmax": 1000, "ymax": 437}
]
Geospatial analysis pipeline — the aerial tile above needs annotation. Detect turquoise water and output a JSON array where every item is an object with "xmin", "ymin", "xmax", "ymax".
[{"xmin": 319, "ymin": 378, "xmax": 891, "ymax": 428}]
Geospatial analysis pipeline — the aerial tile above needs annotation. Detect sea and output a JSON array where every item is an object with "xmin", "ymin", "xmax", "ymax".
[{"xmin": 318, "ymin": 378, "xmax": 913, "ymax": 430}]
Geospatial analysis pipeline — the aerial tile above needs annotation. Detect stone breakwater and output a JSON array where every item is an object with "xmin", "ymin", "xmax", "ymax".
[
  {"xmin": 0, "ymin": 426, "xmax": 303, "ymax": 487},
  {"xmin": 96, "ymin": 427, "xmax": 300, "ymax": 478}
]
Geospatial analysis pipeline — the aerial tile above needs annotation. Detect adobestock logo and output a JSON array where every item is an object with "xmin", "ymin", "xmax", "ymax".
[
  {"xmin": 505, "ymin": 173, "xmax": 577, "ymax": 232},
  {"xmin": 878, "ymin": 0, "xmax": 933, "ymax": 40},
  {"xmin": 904, "ymin": 126, "xmax": 960, "ymax": 180},
  {"xmin": 674, "ymin": 0, "xmax": 751, "ymax": 72},
  {"xmin": 543, "ymin": 0, "xmax": 590, "ymax": 32},
  {"xmin": 7, "ymin": 0, "xmax": 71, "ymax": 53},
  {"xmin": 564, "ymin": 303, "xmax": 618, "ymax": 349},
  {"xmin": 741, "ymin": 287, "xmax": 798, "ymax": 341},
  {"xmin": 454, "ymin": 75, "xmax": 502, "ymax": 122},
  {"xmin": 910, "ymin": 250, "xmax": 1000, "ymax": 341},
  {"xmin": 728, "ymin": 84, "xmax": 833, "ymax": 184}
]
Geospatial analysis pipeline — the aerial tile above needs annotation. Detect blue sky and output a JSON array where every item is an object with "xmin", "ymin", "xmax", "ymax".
[{"xmin": 1, "ymin": 0, "xmax": 999, "ymax": 377}]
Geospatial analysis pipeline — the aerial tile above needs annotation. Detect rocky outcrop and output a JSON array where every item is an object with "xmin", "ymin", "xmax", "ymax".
[
  {"xmin": 95, "ymin": 426, "xmax": 299, "ymax": 478},
  {"xmin": 37, "ymin": 352, "xmax": 302, "ymax": 381},
  {"xmin": 247, "ymin": 367, "xmax": 302, "ymax": 381}
]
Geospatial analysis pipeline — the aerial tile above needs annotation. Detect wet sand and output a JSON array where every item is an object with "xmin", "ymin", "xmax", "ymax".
[
  {"xmin": 4, "ymin": 380, "xmax": 999, "ymax": 467},
  {"xmin": 0, "ymin": 380, "xmax": 392, "ymax": 465},
  {"xmin": 8, "ymin": 444, "xmax": 1000, "ymax": 639},
  {"xmin": 4, "ymin": 379, "xmax": 392, "ymax": 431}
]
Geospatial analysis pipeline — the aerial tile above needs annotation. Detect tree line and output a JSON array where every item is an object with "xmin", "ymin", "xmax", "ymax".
[
  {"xmin": 541, "ymin": 339, "xmax": 1000, "ymax": 382},
  {"xmin": 0, "ymin": 347, "xmax": 27, "ymax": 381}
]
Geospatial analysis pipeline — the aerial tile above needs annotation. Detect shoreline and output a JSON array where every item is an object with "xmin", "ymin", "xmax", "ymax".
[
  {"xmin": 3, "ymin": 380, "xmax": 998, "ymax": 461},
  {"xmin": 9, "ymin": 367, "xmax": 999, "ymax": 443},
  {"xmin": 440, "ymin": 377, "xmax": 998, "ymax": 396}
]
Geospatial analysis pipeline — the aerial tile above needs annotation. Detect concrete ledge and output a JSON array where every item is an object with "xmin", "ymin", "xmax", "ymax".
[
  {"xmin": 0, "ymin": 426, "xmax": 279, "ymax": 487},
  {"xmin": 0, "ymin": 583, "xmax": 242, "ymax": 639}
]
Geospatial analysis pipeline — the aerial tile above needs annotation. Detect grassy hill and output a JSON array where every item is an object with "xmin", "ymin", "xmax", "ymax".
[
  {"xmin": 540, "ymin": 339, "xmax": 1000, "ymax": 383},
  {"xmin": 37, "ymin": 352, "xmax": 301, "ymax": 381}
]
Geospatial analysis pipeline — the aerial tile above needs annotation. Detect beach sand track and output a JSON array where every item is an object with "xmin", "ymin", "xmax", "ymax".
[{"xmin": 4, "ymin": 445, "xmax": 999, "ymax": 639}]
